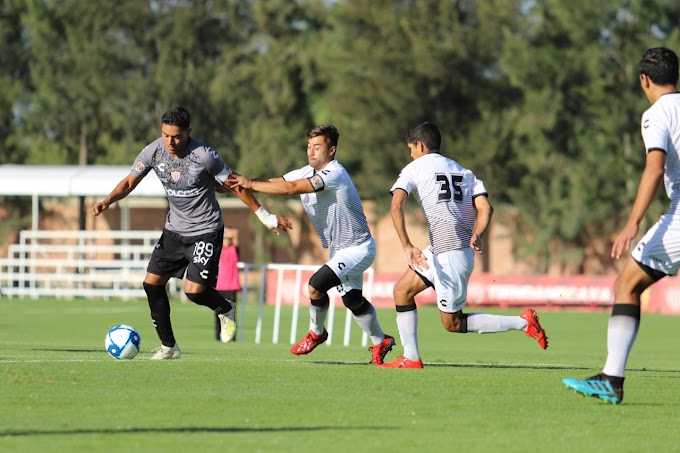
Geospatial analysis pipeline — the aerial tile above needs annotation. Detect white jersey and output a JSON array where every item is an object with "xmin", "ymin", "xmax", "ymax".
[
  {"xmin": 632, "ymin": 92, "xmax": 680, "ymax": 275},
  {"xmin": 390, "ymin": 153, "xmax": 487, "ymax": 254},
  {"xmin": 283, "ymin": 159, "xmax": 372, "ymax": 249},
  {"xmin": 640, "ymin": 93, "xmax": 680, "ymax": 211}
]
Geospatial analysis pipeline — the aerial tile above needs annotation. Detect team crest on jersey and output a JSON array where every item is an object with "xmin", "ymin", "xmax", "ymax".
[
  {"xmin": 171, "ymin": 170, "xmax": 181, "ymax": 182},
  {"xmin": 134, "ymin": 161, "xmax": 145, "ymax": 172}
]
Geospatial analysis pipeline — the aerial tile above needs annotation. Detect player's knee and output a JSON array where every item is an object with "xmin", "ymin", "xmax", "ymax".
[
  {"xmin": 341, "ymin": 290, "xmax": 369, "ymax": 315},
  {"xmin": 441, "ymin": 313, "xmax": 468, "ymax": 333},
  {"xmin": 309, "ymin": 265, "xmax": 341, "ymax": 294},
  {"xmin": 184, "ymin": 291, "xmax": 202, "ymax": 304},
  {"xmin": 441, "ymin": 318, "xmax": 460, "ymax": 333},
  {"xmin": 394, "ymin": 278, "xmax": 419, "ymax": 301}
]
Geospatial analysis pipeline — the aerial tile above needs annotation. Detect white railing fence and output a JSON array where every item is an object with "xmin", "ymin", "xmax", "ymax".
[{"xmin": 0, "ymin": 230, "xmax": 372, "ymax": 347}]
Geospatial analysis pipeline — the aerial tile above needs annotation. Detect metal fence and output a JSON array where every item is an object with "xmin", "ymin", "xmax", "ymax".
[{"xmin": 0, "ymin": 230, "xmax": 372, "ymax": 347}]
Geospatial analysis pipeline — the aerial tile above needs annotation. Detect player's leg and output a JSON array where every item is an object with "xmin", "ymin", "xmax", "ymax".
[
  {"xmin": 563, "ymin": 257, "xmax": 658, "ymax": 403},
  {"xmin": 340, "ymin": 288, "xmax": 395, "ymax": 364},
  {"xmin": 379, "ymin": 267, "xmax": 427, "ymax": 369},
  {"xmin": 215, "ymin": 290, "xmax": 236, "ymax": 341},
  {"xmin": 183, "ymin": 230, "xmax": 237, "ymax": 343},
  {"xmin": 290, "ymin": 265, "xmax": 339, "ymax": 355},
  {"xmin": 145, "ymin": 230, "xmax": 187, "ymax": 359},
  {"xmin": 332, "ymin": 239, "xmax": 395, "ymax": 363},
  {"xmin": 562, "ymin": 214, "xmax": 680, "ymax": 403},
  {"xmin": 431, "ymin": 248, "xmax": 548, "ymax": 348}
]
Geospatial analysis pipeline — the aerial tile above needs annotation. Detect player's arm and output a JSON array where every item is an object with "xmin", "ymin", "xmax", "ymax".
[
  {"xmin": 230, "ymin": 175, "xmax": 315, "ymax": 195},
  {"xmin": 217, "ymin": 173, "xmax": 293, "ymax": 234},
  {"xmin": 611, "ymin": 149, "xmax": 665, "ymax": 259},
  {"xmin": 470, "ymin": 194, "xmax": 493, "ymax": 254},
  {"xmin": 391, "ymin": 188, "xmax": 428, "ymax": 271},
  {"xmin": 92, "ymin": 173, "xmax": 144, "ymax": 216}
]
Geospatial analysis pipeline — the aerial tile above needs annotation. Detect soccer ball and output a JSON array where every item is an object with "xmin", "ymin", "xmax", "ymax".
[{"xmin": 105, "ymin": 324, "xmax": 141, "ymax": 360}]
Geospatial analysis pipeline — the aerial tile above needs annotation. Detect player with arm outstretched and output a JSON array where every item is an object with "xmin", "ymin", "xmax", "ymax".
[
  {"xmin": 92, "ymin": 106, "xmax": 291, "ymax": 360},
  {"xmin": 230, "ymin": 125, "xmax": 395, "ymax": 365}
]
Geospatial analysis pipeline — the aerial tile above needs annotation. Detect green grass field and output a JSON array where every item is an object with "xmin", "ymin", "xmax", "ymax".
[{"xmin": 1, "ymin": 298, "xmax": 679, "ymax": 452}]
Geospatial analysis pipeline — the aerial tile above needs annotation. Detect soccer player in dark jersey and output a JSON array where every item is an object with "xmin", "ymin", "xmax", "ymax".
[
  {"xmin": 380, "ymin": 122, "xmax": 548, "ymax": 369},
  {"xmin": 230, "ymin": 125, "xmax": 395, "ymax": 365},
  {"xmin": 92, "ymin": 106, "xmax": 292, "ymax": 360}
]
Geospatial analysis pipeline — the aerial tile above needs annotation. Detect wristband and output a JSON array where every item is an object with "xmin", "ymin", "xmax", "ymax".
[{"xmin": 255, "ymin": 206, "xmax": 278, "ymax": 229}]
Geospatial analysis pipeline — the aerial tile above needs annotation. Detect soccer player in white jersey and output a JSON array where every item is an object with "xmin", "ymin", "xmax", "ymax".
[
  {"xmin": 230, "ymin": 125, "xmax": 396, "ymax": 364},
  {"xmin": 564, "ymin": 48, "xmax": 680, "ymax": 404},
  {"xmin": 92, "ymin": 107, "xmax": 291, "ymax": 360},
  {"xmin": 380, "ymin": 122, "xmax": 548, "ymax": 369}
]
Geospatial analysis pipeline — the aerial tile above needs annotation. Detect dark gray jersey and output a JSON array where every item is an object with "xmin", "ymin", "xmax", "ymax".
[{"xmin": 131, "ymin": 137, "xmax": 231, "ymax": 236}]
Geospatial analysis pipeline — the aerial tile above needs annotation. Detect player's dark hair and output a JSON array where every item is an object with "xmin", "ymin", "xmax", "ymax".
[
  {"xmin": 162, "ymin": 106, "xmax": 191, "ymax": 130},
  {"xmin": 638, "ymin": 47, "xmax": 679, "ymax": 86},
  {"xmin": 406, "ymin": 122, "xmax": 441, "ymax": 150},
  {"xmin": 307, "ymin": 125, "xmax": 339, "ymax": 148}
]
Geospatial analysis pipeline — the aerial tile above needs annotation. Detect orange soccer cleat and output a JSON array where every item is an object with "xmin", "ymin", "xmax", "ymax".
[
  {"xmin": 520, "ymin": 309, "xmax": 548, "ymax": 349},
  {"xmin": 379, "ymin": 355, "xmax": 424, "ymax": 369},
  {"xmin": 291, "ymin": 329, "xmax": 328, "ymax": 355},
  {"xmin": 368, "ymin": 335, "xmax": 395, "ymax": 365}
]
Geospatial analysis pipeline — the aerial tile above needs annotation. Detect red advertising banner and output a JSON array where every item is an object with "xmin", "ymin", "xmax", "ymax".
[{"xmin": 265, "ymin": 268, "xmax": 680, "ymax": 315}]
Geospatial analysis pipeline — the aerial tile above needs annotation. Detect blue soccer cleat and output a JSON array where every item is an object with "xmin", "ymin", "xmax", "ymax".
[{"xmin": 562, "ymin": 373, "xmax": 624, "ymax": 404}]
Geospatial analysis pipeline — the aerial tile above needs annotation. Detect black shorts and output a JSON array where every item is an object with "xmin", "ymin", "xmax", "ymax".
[{"xmin": 147, "ymin": 228, "xmax": 224, "ymax": 287}]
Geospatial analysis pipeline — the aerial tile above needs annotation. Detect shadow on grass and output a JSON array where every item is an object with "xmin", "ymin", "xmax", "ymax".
[
  {"xmin": 0, "ymin": 425, "xmax": 396, "ymax": 437},
  {"xmin": 30, "ymin": 348, "xmax": 102, "ymax": 353},
  {"xmin": 314, "ymin": 361, "xmax": 680, "ymax": 374},
  {"xmin": 314, "ymin": 360, "xmax": 591, "ymax": 370}
]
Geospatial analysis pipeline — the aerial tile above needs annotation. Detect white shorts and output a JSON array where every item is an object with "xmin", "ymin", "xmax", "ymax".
[
  {"xmin": 631, "ymin": 213, "xmax": 680, "ymax": 276},
  {"xmin": 415, "ymin": 247, "xmax": 474, "ymax": 313},
  {"xmin": 327, "ymin": 238, "xmax": 376, "ymax": 296}
]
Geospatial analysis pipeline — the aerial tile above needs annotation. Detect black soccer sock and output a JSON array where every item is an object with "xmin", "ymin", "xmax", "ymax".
[
  {"xmin": 185, "ymin": 287, "xmax": 233, "ymax": 314},
  {"xmin": 143, "ymin": 282, "xmax": 176, "ymax": 347}
]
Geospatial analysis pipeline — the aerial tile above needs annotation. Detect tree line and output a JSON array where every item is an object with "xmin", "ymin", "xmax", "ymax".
[{"xmin": 1, "ymin": 0, "xmax": 679, "ymax": 273}]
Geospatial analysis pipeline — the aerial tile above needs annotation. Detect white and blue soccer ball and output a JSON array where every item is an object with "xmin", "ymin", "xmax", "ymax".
[{"xmin": 105, "ymin": 324, "xmax": 141, "ymax": 360}]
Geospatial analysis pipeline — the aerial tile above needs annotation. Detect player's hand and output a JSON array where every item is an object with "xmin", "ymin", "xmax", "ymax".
[
  {"xmin": 405, "ymin": 245, "xmax": 428, "ymax": 272},
  {"xmin": 91, "ymin": 201, "xmax": 109, "ymax": 216},
  {"xmin": 470, "ymin": 233, "xmax": 483, "ymax": 254},
  {"xmin": 276, "ymin": 216, "xmax": 293, "ymax": 231},
  {"xmin": 230, "ymin": 175, "xmax": 252, "ymax": 190},
  {"xmin": 611, "ymin": 222, "xmax": 639, "ymax": 260},
  {"xmin": 265, "ymin": 216, "xmax": 293, "ymax": 235}
]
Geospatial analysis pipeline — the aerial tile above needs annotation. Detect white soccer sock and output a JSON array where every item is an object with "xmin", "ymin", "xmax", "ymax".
[
  {"xmin": 309, "ymin": 304, "xmax": 328, "ymax": 336},
  {"xmin": 466, "ymin": 313, "xmax": 527, "ymax": 333},
  {"xmin": 352, "ymin": 303, "xmax": 385, "ymax": 344},
  {"xmin": 602, "ymin": 314, "xmax": 639, "ymax": 377},
  {"xmin": 396, "ymin": 309, "xmax": 419, "ymax": 360}
]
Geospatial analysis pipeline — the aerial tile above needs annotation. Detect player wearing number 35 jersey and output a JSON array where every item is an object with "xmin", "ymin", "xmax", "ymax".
[
  {"xmin": 380, "ymin": 122, "xmax": 548, "ymax": 369},
  {"xmin": 92, "ymin": 107, "xmax": 291, "ymax": 360}
]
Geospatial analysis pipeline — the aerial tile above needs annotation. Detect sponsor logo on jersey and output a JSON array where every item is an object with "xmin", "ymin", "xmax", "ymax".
[
  {"xmin": 165, "ymin": 187, "xmax": 201, "ymax": 197},
  {"xmin": 643, "ymin": 119, "xmax": 650, "ymax": 129},
  {"xmin": 134, "ymin": 161, "xmax": 145, "ymax": 172},
  {"xmin": 158, "ymin": 162, "xmax": 166, "ymax": 173}
]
